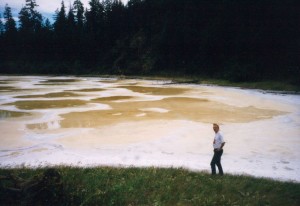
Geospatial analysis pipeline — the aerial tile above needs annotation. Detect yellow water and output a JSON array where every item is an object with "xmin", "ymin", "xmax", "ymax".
[
  {"xmin": 0, "ymin": 76, "xmax": 299, "ymax": 182},
  {"xmin": 15, "ymin": 92, "xmax": 82, "ymax": 98},
  {"xmin": 56, "ymin": 97, "xmax": 285, "ymax": 129}
]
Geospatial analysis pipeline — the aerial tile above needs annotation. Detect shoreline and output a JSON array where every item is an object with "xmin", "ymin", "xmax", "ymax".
[
  {"xmin": 1, "ymin": 166, "xmax": 299, "ymax": 205},
  {"xmin": 0, "ymin": 163, "xmax": 299, "ymax": 184},
  {"xmin": 1, "ymin": 73, "xmax": 299, "ymax": 93},
  {"xmin": 1, "ymin": 157, "xmax": 298, "ymax": 183}
]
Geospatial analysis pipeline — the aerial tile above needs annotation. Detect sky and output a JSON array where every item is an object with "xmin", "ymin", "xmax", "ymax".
[{"xmin": 0, "ymin": 0, "xmax": 129, "ymax": 22}]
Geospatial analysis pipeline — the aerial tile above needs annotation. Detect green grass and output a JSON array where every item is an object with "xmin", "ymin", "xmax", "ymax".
[
  {"xmin": 199, "ymin": 79, "xmax": 300, "ymax": 93},
  {"xmin": 165, "ymin": 76, "xmax": 299, "ymax": 92},
  {"xmin": 100, "ymin": 74, "xmax": 300, "ymax": 92},
  {"xmin": 1, "ymin": 167, "xmax": 299, "ymax": 205}
]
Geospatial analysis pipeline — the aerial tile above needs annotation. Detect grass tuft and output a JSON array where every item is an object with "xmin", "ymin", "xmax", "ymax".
[{"xmin": 1, "ymin": 166, "xmax": 299, "ymax": 205}]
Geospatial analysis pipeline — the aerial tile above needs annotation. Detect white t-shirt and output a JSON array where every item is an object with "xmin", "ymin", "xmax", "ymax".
[{"xmin": 213, "ymin": 132, "xmax": 225, "ymax": 149}]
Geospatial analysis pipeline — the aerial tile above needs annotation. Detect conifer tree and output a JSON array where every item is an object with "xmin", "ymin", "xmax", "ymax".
[
  {"xmin": 2, "ymin": 4, "xmax": 18, "ymax": 61},
  {"xmin": 54, "ymin": 1, "xmax": 67, "ymax": 34},
  {"xmin": 86, "ymin": 0, "xmax": 104, "ymax": 35},
  {"xmin": 0, "ymin": 14, "xmax": 4, "ymax": 35},
  {"xmin": 53, "ymin": 1, "xmax": 69, "ymax": 61},
  {"xmin": 106, "ymin": 0, "xmax": 125, "ymax": 43},
  {"xmin": 39, "ymin": 18, "xmax": 54, "ymax": 60},
  {"xmin": 43, "ymin": 18, "xmax": 52, "ymax": 30},
  {"xmin": 103, "ymin": 0, "xmax": 113, "ymax": 14},
  {"xmin": 19, "ymin": 0, "xmax": 43, "ymax": 34},
  {"xmin": 73, "ymin": 0, "xmax": 85, "ymax": 30},
  {"xmin": 3, "ymin": 4, "xmax": 17, "ymax": 36},
  {"xmin": 67, "ymin": 5, "xmax": 76, "ymax": 31}
]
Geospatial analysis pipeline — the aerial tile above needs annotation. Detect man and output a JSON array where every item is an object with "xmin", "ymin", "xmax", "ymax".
[{"xmin": 210, "ymin": 123, "xmax": 225, "ymax": 175}]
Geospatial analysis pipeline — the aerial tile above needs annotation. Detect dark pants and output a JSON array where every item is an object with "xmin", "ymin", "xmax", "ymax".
[{"xmin": 210, "ymin": 149, "xmax": 223, "ymax": 175}]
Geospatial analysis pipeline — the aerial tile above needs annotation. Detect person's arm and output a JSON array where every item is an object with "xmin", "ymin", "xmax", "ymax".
[
  {"xmin": 220, "ymin": 142, "xmax": 225, "ymax": 149},
  {"xmin": 218, "ymin": 134, "xmax": 225, "ymax": 150},
  {"xmin": 216, "ymin": 142, "xmax": 225, "ymax": 151}
]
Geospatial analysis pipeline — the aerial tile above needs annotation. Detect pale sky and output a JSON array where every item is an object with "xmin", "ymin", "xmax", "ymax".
[{"xmin": 0, "ymin": 0, "xmax": 129, "ymax": 21}]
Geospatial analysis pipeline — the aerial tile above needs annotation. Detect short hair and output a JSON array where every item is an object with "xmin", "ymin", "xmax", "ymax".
[{"xmin": 213, "ymin": 123, "xmax": 219, "ymax": 128}]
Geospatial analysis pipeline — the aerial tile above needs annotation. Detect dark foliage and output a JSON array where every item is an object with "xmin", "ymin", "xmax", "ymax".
[
  {"xmin": 0, "ymin": 167, "xmax": 299, "ymax": 205},
  {"xmin": 0, "ymin": 0, "xmax": 299, "ymax": 84},
  {"xmin": 0, "ymin": 168, "xmax": 64, "ymax": 205}
]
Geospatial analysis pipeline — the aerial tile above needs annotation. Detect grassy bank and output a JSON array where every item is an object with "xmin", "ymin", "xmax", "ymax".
[
  {"xmin": 90, "ymin": 74, "xmax": 300, "ymax": 93},
  {"xmin": 199, "ymin": 79, "xmax": 300, "ymax": 93},
  {"xmin": 142, "ymin": 75, "xmax": 300, "ymax": 93},
  {"xmin": 1, "ymin": 167, "xmax": 299, "ymax": 205}
]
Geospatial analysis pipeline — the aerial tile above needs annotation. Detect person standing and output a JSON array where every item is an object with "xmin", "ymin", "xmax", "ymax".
[{"xmin": 210, "ymin": 123, "xmax": 225, "ymax": 175}]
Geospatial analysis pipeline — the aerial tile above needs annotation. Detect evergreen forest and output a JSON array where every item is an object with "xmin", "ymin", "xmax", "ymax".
[{"xmin": 0, "ymin": 0, "xmax": 299, "ymax": 84}]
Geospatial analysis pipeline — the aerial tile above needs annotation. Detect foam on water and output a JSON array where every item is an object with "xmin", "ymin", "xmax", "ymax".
[{"xmin": 0, "ymin": 76, "xmax": 299, "ymax": 182}]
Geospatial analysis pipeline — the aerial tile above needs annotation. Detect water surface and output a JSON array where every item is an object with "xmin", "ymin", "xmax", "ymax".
[{"xmin": 0, "ymin": 75, "xmax": 299, "ymax": 182}]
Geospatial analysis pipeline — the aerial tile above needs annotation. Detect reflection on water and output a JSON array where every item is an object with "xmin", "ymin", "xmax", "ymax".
[
  {"xmin": 65, "ymin": 88, "xmax": 106, "ymax": 92},
  {"xmin": 27, "ymin": 121, "xmax": 61, "ymax": 130},
  {"xmin": 5, "ymin": 100, "xmax": 88, "ymax": 110},
  {"xmin": 0, "ymin": 86, "xmax": 17, "ymax": 92},
  {"xmin": 0, "ymin": 77, "xmax": 288, "ymax": 130},
  {"xmin": 55, "ymin": 97, "xmax": 286, "ymax": 128},
  {"xmin": 98, "ymin": 79, "xmax": 118, "ymax": 83},
  {"xmin": 0, "ymin": 110, "xmax": 31, "ymax": 119},
  {"xmin": 1, "ymin": 76, "xmax": 299, "ymax": 182},
  {"xmin": 118, "ymin": 86, "xmax": 190, "ymax": 95},
  {"xmin": 15, "ymin": 92, "xmax": 82, "ymax": 98},
  {"xmin": 41, "ymin": 79, "xmax": 81, "ymax": 83},
  {"xmin": 0, "ymin": 86, "xmax": 33, "ymax": 92},
  {"xmin": 91, "ymin": 96, "xmax": 134, "ymax": 102},
  {"xmin": 118, "ymin": 86, "xmax": 189, "ymax": 95},
  {"xmin": 35, "ymin": 83, "xmax": 70, "ymax": 86}
]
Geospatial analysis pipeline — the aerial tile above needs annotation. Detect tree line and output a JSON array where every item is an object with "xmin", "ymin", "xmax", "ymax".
[{"xmin": 0, "ymin": 0, "xmax": 299, "ymax": 84}]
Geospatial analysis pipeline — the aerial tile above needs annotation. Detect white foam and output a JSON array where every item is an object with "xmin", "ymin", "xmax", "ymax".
[{"xmin": 0, "ymin": 76, "xmax": 299, "ymax": 183}]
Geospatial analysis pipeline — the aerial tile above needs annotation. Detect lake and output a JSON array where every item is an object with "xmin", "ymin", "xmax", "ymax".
[{"xmin": 0, "ymin": 75, "xmax": 299, "ymax": 182}]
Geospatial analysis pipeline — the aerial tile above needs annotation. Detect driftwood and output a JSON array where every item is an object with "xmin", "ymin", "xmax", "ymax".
[{"xmin": 0, "ymin": 168, "xmax": 64, "ymax": 205}]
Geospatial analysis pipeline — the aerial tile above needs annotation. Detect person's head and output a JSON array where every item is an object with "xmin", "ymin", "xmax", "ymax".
[{"xmin": 213, "ymin": 123, "xmax": 219, "ymax": 133}]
